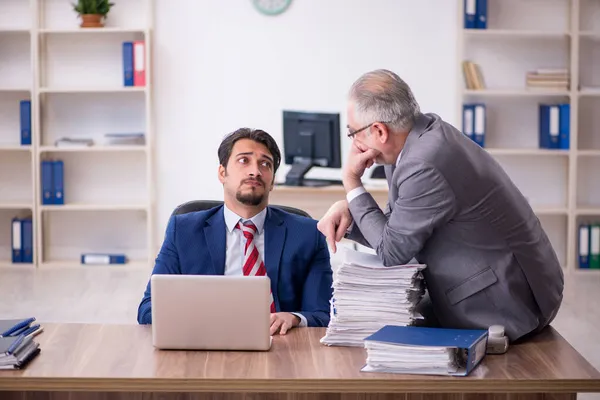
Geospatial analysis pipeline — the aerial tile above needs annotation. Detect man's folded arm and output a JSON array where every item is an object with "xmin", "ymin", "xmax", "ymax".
[
  {"xmin": 137, "ymin": 215, "xmax": 182, "ymax": 324},
  {"xmin": 348, "ymin": 161, "xmax": 456, "ymax": 267},
  {"xmin": 345, "ymin": 186, "xmax": 392, "ymax": 248},
  {"xmin": 298, "ymin": 230, "xmax": 333, "ymax": 327}
]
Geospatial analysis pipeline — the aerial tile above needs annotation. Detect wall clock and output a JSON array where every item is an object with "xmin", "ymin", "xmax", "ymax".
[{"xmin": 252, "ymin": 0, "xmax": 292, "ymax": 16}]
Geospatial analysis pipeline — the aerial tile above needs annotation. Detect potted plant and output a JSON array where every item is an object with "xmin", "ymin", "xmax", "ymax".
[{"xmin": 72, "ymin": 0, "xmax": 115, "ymax": 28}]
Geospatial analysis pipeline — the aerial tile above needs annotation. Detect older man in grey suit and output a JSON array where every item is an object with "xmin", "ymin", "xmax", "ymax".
[{"xmin": 318, "ymin": 69, "xmax": 564, "ymax": 342}]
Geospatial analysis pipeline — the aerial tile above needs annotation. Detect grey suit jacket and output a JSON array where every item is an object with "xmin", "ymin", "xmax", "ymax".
[{"xmin": 347, "ymin": 113, "xmax": 564, "ymax": 341}]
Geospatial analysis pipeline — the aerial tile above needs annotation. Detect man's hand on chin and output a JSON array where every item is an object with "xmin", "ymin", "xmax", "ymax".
[
  {"xmin": 270, "ymin": 312, "xmax": 301, "ymax": 335},
  {"xmin": 343, "ymin": 141, "xmax": 380, "ymax": 191}
]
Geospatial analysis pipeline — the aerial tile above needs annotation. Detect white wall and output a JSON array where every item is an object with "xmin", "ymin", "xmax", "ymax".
[{"xmin": 153, "ymin": 0, "xmax": 459, "ymax": 246}]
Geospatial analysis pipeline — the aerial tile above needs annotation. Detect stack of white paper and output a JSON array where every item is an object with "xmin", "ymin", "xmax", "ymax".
[
  {"xmin": 320, "ymin": 247, "xmax": 426, "ymax": 347},
  {"xmin": 362, "ymin": 342, "xmax": 461, "ymax": 375}
]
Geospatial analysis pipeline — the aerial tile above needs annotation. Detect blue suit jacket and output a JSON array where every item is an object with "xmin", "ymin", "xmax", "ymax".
[{"xmin": 137, "ymin": 205, "xmax": 333, "ymax": 327}]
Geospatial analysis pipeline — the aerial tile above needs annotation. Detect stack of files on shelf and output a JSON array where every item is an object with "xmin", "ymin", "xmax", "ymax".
[
  {"xmin": 122, "ymin": 41, "xmax": 146, "ymax": 87},
  {"xmin": 526, "ymin": 69, "xmax": 569, "ymax": 90},
  {"xmin": 41, "ymin": 160, "xmax": 64, "ymax": 205},
  {"xmin": 463, "ymin": 0, "xmax": 487, "ymax": 29},
  {"xmin": 320, "ymin": 248, "xmax": 426, "ymax": 347},
  {"xmin": 11, "ymin": 217, "xmax": 33, "ymax": 264},
  {"xmin": 361, "ymin": 325, "xmax": 488, "ymax": 376},
  {"xmin": 20, "ymin": 100, "xmax": 31, "ymax": 146},
  {"xmin": 462, "ymin": 61, "xmax": 485, "ymax": 90},
  {"xmin": 462, "ymin": 103, "xmax": 486, "ymax": 147},
  {"xmin": 539, "ymin": 103, "xmax": 569, "ymax": 149},
  {"xmin": 54, "ymin": 137, "xmax": 94, "ymax": 147},
  {"xmin": 104, "ymin": 133, "xmax": 145, "ymax": 146},
  {"xmin": 0, "ymin": 317, "xmax": 43, "ymax": 370},
  {"xmin": 578, "ymin": 224, "xmax": 600, "ymax": 269}
]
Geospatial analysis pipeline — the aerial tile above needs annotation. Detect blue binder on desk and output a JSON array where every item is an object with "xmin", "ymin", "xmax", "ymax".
[
  {"xmin": 0, "ymin": 318, "xmax": 36, "ymax": 337},
  {"xmin": 362, "ymin": 325, "xmax": 488, "ymax": 376}
]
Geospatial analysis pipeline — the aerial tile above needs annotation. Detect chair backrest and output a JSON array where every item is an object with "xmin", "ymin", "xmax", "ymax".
[{"xmin": 171, "ymin": 200, "xmax": 311, "ymax": 219}]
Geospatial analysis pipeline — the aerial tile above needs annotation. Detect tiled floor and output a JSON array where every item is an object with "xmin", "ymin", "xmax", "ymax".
[{"xmin": 0, "ymin": 264, "xmax": 598, "ymax": 398}]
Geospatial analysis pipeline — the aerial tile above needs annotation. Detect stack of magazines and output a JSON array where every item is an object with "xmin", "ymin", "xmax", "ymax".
[
  {"xmin": 320, "ymin": 248, "xmax": 427, "ymax": 347},
  {"xmin": 0, "ymin": 317, "xmax": 43, "ymax": 370}
]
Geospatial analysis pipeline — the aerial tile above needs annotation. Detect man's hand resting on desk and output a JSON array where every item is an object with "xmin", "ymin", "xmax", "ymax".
[
  {"xmin": 317, "ymin": 200, "xmax": 353, "ymax": 254},
  {"xmin": 270, "ymin": 312, "xmax": 300, "ymax": 335}
]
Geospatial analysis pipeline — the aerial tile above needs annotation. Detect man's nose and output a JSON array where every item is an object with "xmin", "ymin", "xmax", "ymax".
[{"xmin": 248, "ymin": 161, "xmax": 262, "ymax": 176}]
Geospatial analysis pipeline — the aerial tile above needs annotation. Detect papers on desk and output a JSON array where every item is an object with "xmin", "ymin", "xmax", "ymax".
[
  {"xmin": 0, "ymin": 317, "xmax": 43, "ymax": 369},
  {"xmin": 320, "ymin": 248, "xmax": 427, "ymax": 347}
]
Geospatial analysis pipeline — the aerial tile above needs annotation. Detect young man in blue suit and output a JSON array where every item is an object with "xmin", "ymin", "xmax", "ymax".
[{"xmin": 137, "ymin": 128, "xmax": 333, "ymax": 335}]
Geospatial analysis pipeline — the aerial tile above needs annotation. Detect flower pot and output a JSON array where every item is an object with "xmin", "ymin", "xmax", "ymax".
[{"xmin": 80, "ymin": 14, "xmax": 104, "ymax": 28}]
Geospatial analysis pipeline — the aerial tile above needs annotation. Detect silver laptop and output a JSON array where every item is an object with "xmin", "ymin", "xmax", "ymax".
[{"xmin": 151, "ymin": 274, "xmax": 272, "ymax": 351}]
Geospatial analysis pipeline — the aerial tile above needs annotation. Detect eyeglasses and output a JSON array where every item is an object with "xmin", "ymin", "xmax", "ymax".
[{"xmin": 347, "ymin": 121, "xmax": 390, "ymax": 139}]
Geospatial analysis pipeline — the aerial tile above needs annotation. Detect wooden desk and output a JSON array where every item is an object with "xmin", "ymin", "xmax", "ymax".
[
  {"xmin": 0, "ymin": 324, "xmax": 599, "ymax": 400},
  {"xmin": 270, "ymin": 184, "xmax": 389, "ymax": 220}
]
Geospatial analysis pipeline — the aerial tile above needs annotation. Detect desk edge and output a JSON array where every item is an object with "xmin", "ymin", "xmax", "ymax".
[{"xmin": 1, "ymin": 378, "xmax": 600, "ymax": 393}]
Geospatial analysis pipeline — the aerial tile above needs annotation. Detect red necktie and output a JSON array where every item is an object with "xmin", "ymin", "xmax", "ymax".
[{"xmin": 237, "ymin": 221, "xmax": 276, "ymax": 313}]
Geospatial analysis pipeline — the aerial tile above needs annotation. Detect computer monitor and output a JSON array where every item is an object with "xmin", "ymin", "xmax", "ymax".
[{"xmin": 282, "ymin": 110, "xmax": 341, "ymax": 187}]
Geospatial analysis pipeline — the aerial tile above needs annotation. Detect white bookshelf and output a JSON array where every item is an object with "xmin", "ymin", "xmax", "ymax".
[
  {"xmin": 458, "ymin": 0, "xmax": 600, "ymax": 273},
  {"xmin": 0, "ymin": 0, "xmax": 154, "ymax": 268}
]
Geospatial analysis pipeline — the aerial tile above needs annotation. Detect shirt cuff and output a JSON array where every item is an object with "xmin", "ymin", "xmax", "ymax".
[
  {"xmin": 292, "ymin": 312, "xmax": 307, "ymax": 327},
  {"xmin": 346, "ymin": 185, "xmax": 367, "ymax": 203}
]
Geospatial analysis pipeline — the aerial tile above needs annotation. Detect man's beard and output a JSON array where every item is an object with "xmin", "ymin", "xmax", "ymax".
[{"xmin": 236, "ymin": 189, "xmax": 264, "ymax": 206}]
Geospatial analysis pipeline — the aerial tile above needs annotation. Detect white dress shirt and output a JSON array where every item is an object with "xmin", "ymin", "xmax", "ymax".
[
  {"xmin": 223, "ymin": 204, "xmax": 307, "ymax": 327},
  {"xmin": 346, "ymin": 150, "xmax": 403, "ymax": 203}
]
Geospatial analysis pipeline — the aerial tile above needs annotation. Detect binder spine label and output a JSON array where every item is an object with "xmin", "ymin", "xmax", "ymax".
[
  {"xmin": 11, "ymin": 219, "xmax": 22, "ymax": 263},
  {"xmin": 474, "ymin": 104, "xmax": 485, "ymax": 147},
  {"xmin": 463, "ymin": 105, "xmax": 473, "ymax": 139},
  {"xmin": 549, "ymin": 105, "xmax": 559, "ymax": 147},
  {"xmin": 580, "ymin": 226, "xmax": 590, "ymax": 256}
]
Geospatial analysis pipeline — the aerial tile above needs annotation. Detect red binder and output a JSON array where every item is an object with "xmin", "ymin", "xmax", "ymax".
[{"xmin": 133, "ymin": 40, "xmax": 146, "ymax": 86}]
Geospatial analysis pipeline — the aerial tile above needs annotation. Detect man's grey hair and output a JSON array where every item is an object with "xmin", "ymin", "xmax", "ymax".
[{"xmin": 349, "ymin": 69, "xmax": 421, "ymax": 132}]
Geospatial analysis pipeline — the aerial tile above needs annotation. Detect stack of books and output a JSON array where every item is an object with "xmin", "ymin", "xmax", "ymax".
[
  {"xmin": 320, "ymin": 248, "xmax": 426, "ymax": 347},
  {"xmin": 526, "ymin": 69, "xmax": 569, "ymax": 90},
  {"xmin": 0, "ymin": 318, "xmax": 43, "ymax": 370},
  {"xmin": 361, "ymin": 325, "xmax": 489, "ymax": 376}
]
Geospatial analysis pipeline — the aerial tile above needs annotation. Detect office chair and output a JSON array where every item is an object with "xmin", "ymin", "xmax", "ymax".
[{"xmin": 171, "ymin": 200, "xmax": 311, "ymax": 219}]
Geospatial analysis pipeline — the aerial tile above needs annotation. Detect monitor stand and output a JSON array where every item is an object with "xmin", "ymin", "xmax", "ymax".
[
  {"xmin": 284, "ymin": 161, "xmax": 343, "ymax": 187},
  {"xmin": 284, "ymin": 160, "xmax": 313, "ymax": 186}
]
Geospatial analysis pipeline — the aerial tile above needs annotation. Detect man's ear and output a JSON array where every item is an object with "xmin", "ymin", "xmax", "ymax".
[
  {"xmin": 218, "ymin": 165, "xmax": 227, "ymax": 184},
  {"xmin": 374, "ymin": 122, "xmax": 390, "ymax": 144}
]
